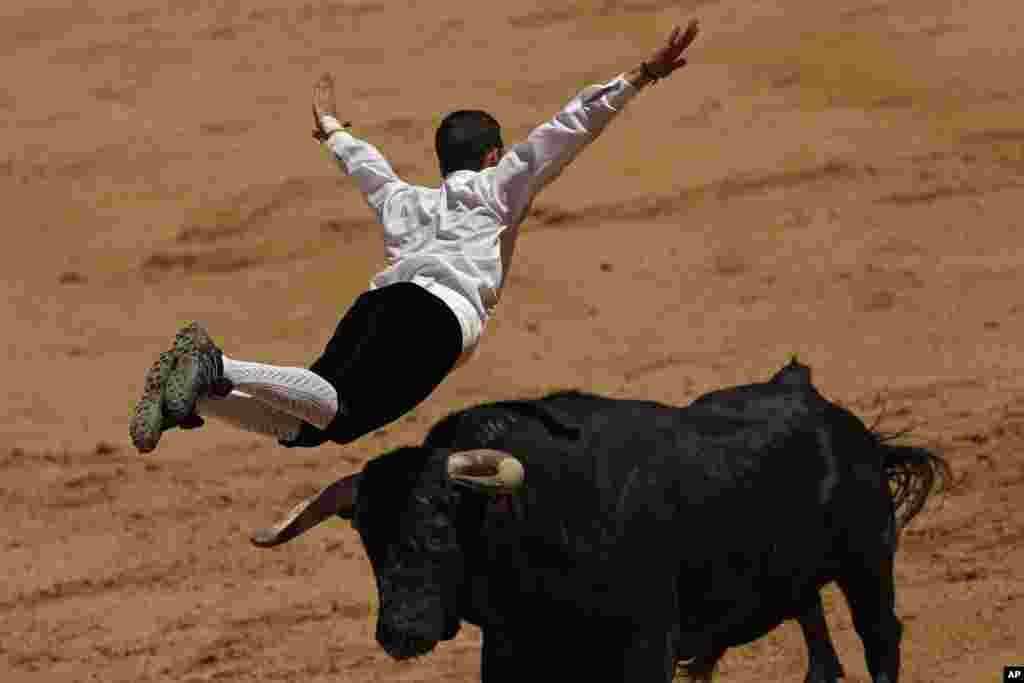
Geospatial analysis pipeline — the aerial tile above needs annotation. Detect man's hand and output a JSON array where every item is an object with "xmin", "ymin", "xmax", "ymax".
[
  {"xmin": 312, "ymin": 72, "xmax": 351, "ymax": 142},
  {"xmin": 648, "ymin": 19, "xmax": 700, "ymax": 78},
  {"xmin": 626, "ymin": 19, "xmax": 700, "ymax": 88}
]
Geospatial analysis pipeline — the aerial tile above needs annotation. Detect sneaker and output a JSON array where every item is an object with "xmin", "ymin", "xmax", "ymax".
[
  {"xmin": 129, "ymin": 350, "xmax": 177, "ymax": 453},
  {"xmin": 129, "ymin": 322, "xmax": 211, "ymax": 453},
  {"xmin": 172, "ymin": 321, "xmax": 205, "ymax": 357},
  {"xmin": 163, "ymin": 323, "xmax": 224, "ymax": 423}
]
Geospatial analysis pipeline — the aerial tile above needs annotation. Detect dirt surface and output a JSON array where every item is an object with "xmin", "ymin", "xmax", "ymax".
[{"xmin": 3, "ymin": 1, "xmax": 1022, "ymax": 681}]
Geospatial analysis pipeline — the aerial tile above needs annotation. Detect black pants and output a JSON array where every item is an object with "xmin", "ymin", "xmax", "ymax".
[{"xmin": 281, "ymin": 282, "xmax": 464, "ymax": 448}]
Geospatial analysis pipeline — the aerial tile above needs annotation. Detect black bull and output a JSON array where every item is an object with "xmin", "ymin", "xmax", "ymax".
[{"xmin": 252, "ymin": 360, "xmax": 948, "ymax": 682}]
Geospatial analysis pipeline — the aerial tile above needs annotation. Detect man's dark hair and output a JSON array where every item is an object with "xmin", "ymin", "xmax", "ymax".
[{"xmin": 435, "ymin": 110, "xmax": 503, "ymax": 178}]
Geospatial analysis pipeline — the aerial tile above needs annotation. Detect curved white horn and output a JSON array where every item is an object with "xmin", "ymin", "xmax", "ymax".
[
  {"xmin": 251, "ymin": 473, "xmax": 359, "ymax": 548},
  {"xmin": 447, "ymin": 449, "xmax": 524, "ymax": 492}
]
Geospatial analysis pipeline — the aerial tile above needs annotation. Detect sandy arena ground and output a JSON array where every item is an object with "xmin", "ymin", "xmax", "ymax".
[{"xmin": 2, "ymin": 1, "xmax": 1022, "ymax": 680}]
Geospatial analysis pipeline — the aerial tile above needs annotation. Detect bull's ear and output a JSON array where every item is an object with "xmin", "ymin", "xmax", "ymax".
[{"xmin": 251, "ymin": 473, "xmax": 360, "ymax": 548}]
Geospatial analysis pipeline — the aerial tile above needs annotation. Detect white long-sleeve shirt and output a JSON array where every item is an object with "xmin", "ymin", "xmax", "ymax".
[{"xmin": 322, "ymin": 75, "xmax": 639, "ymax": 366}]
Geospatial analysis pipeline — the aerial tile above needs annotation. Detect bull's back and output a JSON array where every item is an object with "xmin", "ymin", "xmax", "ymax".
[{"xmin": 516, "ymin": 405, "xmax": 846, "ymax": 628}]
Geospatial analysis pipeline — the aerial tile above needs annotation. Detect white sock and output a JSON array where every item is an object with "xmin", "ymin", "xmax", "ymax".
[
  {"xmin": 221, "ymin": 356, "xmax": 340, "ymax": 430},
  {"xmin": 198, "ymin": 390, "xmax": 303, "ymax": 442}
]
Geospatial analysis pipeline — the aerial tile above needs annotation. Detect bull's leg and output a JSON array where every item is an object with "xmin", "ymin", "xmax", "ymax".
[
  {"xmin": 481, "ymin": 629, "xmax": 521, "ymax": 683},
  {"xmin": 797, "ymin": 593, "xmax": 845, "ymax": 682},
  {"xmin": 837, "ymin": 562, "xmax": 902, "ymax": 683},
  {"xmin": 677, "ymin": 647, "xmax": 724, "ymax": 682},
  {"xmin": 483, "ymin": 624, "xmax": 676, "ymax": 682},
  {"xmin": 620, "ymin": 627, "xmax": 677, "ymax": 682},
  {"xmin": 481, "ymin": 628, "xmax": 583, "ymax": 682}
]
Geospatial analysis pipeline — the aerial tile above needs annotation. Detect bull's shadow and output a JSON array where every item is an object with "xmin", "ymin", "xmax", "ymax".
[{"xmin": 252, "ymin": 359, "xmax": 950, "ymax": 683}]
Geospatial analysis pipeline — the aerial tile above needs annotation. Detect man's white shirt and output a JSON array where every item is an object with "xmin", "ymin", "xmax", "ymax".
[{"xmin": 321, "ymin": 75, "xmax": 638, "ymax": 367}]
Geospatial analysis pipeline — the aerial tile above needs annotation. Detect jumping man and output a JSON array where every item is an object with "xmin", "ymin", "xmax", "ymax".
[{"xmin": 129, "ymin": 20, "xmax": 701, "ymax": 454}]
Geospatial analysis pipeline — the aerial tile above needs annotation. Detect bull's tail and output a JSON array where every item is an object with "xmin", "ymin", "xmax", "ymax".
[{"xmin": 872, "ymin": 430, "xmax": 952, "ymax": 531}]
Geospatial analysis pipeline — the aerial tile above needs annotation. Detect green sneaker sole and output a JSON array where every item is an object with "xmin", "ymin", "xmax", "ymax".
[
  {"xmin": 129, "ymin": 322, "xmax": 208, "ymax": 453},
  {"xmin": 163, "ymin": 352, "xmax": 204, "ymax": 422},
  {"xmin": 174, "ymin": 321, "xmax": 208, "ymax": 355},
  {"xmin": 130, "ymin": 350, "xmax": 176, "ymax": 453},
  {"xmin": 163, "ymin": 322, "xmax": 221, "ymax": 423}
]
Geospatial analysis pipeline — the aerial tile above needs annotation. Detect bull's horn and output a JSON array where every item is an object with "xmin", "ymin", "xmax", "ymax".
[
  {"xmin": 447, "ymin": 449, "xmax": 524, "ymax": 492},
  {"xmin": 250, "ymin": 473, "xmax": 359, "ymax": 548}
]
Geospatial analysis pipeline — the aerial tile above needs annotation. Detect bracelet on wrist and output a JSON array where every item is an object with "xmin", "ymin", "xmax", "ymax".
[{"xmin": 640, "ymin": 62, "xmax": 660, "ymax": 85}]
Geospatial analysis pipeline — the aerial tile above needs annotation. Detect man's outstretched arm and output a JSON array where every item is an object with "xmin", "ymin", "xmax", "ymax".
[
  {"xmin": 481, "ymin": 20, "xmax": 700, "ymax": 295},
  {"xmin": 312, "ymin": 74, "xmax": 408, "ymax": 221},
  {"xmin": 479, "ymin": 19, "xmax": 701, "ymax": 229}
]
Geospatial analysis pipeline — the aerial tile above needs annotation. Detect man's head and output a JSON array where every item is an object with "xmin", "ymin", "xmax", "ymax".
[{"xmin": 435, "ymin": 110, "xmax": 503, "ymax": 179}]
